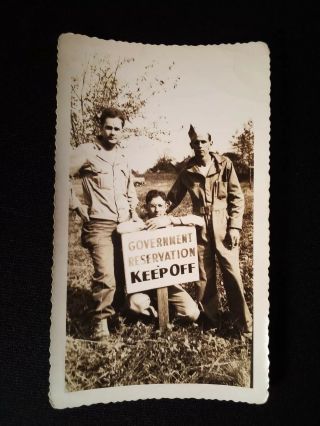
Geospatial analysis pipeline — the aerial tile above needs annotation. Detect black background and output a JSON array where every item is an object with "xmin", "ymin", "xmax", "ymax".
[{"xmin": 1, "ymin": 2, "xmax": 319, "ymax": 425}]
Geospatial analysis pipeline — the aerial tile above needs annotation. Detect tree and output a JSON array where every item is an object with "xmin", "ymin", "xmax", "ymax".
[
  {"xmin": 223, "ymin": 152, "xmax": 247, "ymax": 181},
  {"xmin": 149, "ymin": 155, "xmax": 176, "ymax": 173},
  {"xmin": 70, "ymin": 56, "xmax": 180, "ymax": 147},
  {"xmin": 228, "ymin": 120, "xmax": 254, "ymax": 180}
]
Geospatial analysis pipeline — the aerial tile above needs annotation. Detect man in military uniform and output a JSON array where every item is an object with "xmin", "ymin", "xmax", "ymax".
[
  {"xmin": 69, "ymin": 107, "xmax": 139, "ymax": 340},
  {"xmin": 167, "ymin": 125, "xmax": 252, "ymax": 336}
]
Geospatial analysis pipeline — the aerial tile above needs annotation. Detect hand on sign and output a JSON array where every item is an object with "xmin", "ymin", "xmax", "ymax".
[
  {"xmin": 225, "ymin": 228, "xmax": 240, "ymax": 249},
  {"xmin": 145, "ymin": 216, "xmax": 171, "ymax": 230}
]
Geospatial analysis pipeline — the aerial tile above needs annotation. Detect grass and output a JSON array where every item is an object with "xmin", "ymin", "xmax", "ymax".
[{"xmin": 65, "ymin": 172, "xmax": 253, "ymax": 391}]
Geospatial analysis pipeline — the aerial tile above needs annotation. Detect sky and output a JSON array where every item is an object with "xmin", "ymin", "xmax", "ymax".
[{"xmin": 64, "ymin": 36, "xmax": 270, "ymax": 173}]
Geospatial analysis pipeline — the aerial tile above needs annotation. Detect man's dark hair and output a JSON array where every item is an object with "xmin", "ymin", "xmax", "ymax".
[
  {"xmin": 99, "ymin": 107, "xmax": 126, "ymax": 128},
  {"xmin": 146, "ymin": 190, "xmax": 167, "ymax": 204}
]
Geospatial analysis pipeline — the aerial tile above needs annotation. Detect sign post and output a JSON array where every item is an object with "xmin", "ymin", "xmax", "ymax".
[
  {"xmin": 121, "ymin": 226, "xmax": 199, "ymax": 330},
  {"xmin": 157, "ymin": 287, "xmax": 169, "ymax": 332}
]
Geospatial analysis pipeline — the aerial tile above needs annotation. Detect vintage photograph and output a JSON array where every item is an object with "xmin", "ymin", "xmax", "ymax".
[{"xmin": 50, "ymin": 34, "xmax": 269, "ymax": 407}]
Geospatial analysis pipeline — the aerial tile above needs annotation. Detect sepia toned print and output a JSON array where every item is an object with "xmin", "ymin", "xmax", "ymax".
[{"xmin": 50, "ymin": 34, "xmax": 270, "ymax": 407}]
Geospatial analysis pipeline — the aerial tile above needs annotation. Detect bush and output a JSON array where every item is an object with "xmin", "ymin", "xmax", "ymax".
[{"xmin": 149, "ymin": 155, "xmax": 176, "ymax": 173}]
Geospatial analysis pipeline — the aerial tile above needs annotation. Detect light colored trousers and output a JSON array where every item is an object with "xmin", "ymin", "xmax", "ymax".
[
  {"xmin": 196, "ymin": 214, "xmax": 252, "ymax": 332},
  {"xmin": 81, "ymin": 220, "xmax": 125, "ymax": 320},
  {"xmin": 129, "ymin": 285, "xmax": 200, "ymax": 321}
]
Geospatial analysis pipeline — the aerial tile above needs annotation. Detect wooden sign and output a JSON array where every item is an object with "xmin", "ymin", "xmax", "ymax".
[{"xmin": 121, "ymin": 226, "xmax": 199, "ymax": 294}]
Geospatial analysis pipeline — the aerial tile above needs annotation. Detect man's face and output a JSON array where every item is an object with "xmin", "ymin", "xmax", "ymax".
[
  {"xmin": 101, "ymin": 117, "xmax": 123, "ymax": 145},
  {"xmin": 147, "ymin": 196, "xmax": 167, "ymax": 218},
  {"xmin": 190, "ymin": 138, "xmax": 212, "ymax": 158}
]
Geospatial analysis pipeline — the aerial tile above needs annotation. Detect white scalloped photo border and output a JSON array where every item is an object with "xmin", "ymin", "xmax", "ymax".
[{"xmin": 50, "ymin": 34, "xmax": 270, "ymax": 408}]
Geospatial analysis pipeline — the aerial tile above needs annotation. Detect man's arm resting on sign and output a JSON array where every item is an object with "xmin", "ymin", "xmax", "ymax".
[
  {"xmin": 145, "ymin": 214, "xmax": 205, "ymax": 230},
  {"xmin": 176, "ymin": 214, "xmax": 205, "ymax": 227}
]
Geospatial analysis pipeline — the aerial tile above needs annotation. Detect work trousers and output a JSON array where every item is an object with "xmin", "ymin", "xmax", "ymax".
[
  {"xmin": 196, "ymin": 213, "xmax": 252, "ymax": 332},
  {"xmin": 129, "ymin": 285, "xmax": 200, "ymax": 321},
  {"xmin": 81, "ymin": 219, "xmax": 125, "ymax": 320}
]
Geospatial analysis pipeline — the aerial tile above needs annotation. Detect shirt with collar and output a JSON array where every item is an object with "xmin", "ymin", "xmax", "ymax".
[{"xmin": 70, "ymin": 139, "xmax": 138, "ymax": 223}]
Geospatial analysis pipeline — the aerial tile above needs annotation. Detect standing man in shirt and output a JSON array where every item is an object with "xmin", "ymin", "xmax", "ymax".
[
  {"xmin": 70, "ymin": 107, "xmax": 139, "ymax": 340},
  {"xmin": 167, "ymin": 125, "xmax": 252, "ymax": 337}
]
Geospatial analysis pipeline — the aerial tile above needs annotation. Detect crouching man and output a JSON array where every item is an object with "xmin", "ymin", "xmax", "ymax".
[{"xmin": 117, "ymin": 190, "xmax": 203, "ymax": 322}]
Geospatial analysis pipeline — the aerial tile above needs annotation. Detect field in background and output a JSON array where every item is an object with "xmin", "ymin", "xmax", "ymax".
[{"xmin": 65, "ymin": 172, "xmax": 253, "ymax": 391}]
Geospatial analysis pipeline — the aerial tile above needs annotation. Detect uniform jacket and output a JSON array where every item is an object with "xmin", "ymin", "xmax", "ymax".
[{"xmin": 167, "ymin": 153, "xmax": 244, "ymax": 231}]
